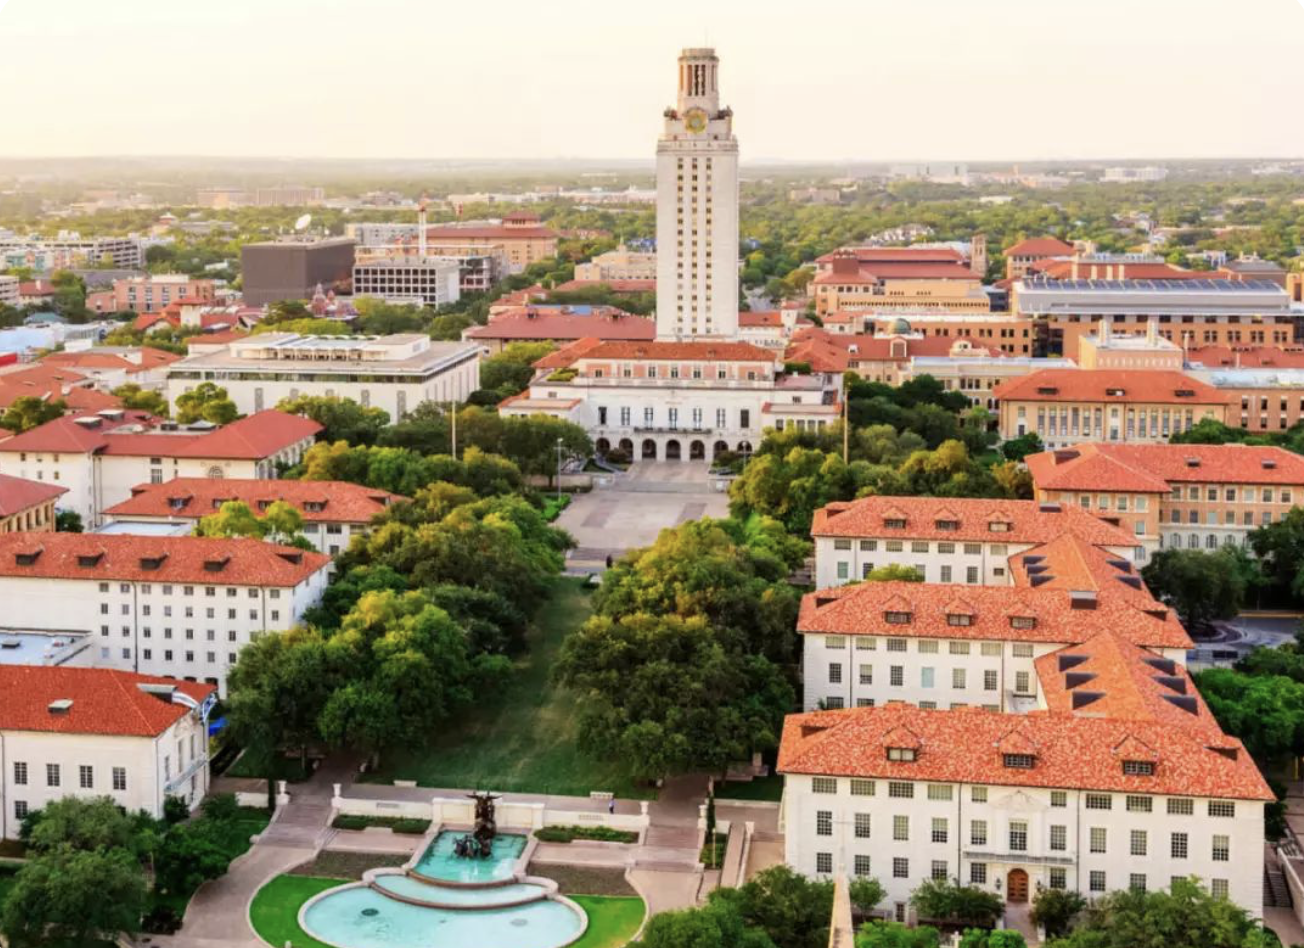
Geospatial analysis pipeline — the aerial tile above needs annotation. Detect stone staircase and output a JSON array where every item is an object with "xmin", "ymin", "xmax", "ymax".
[{"xmin": 1266, "ymin": 864, "xmax": 1294, "ymax": 908}]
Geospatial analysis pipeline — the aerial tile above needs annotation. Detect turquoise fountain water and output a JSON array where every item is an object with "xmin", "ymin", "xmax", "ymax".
[{"xmin": 299, "ymin": 831, "xmax": 587, "ymax": 948}]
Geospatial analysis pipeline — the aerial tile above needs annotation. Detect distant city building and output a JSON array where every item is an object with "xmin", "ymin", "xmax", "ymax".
[
  {"xmin": 254, "ymin": 186, "xmax": 325, "ymax": 206},
  {"xmin": 993, "ymin": 369, "xmax": 1229, "ymax": 448},
  {"xmin": 240, "ymin": 237, "xmax": 356, "ymax": 306},
  {"xmin": 1101, "ymin": 166, "xmax": 1169, "ymax": 182},
  {"xmin": 414, "ymin": 212, "xmax": 557, "ymax": 275},
  {"xmin": 462, "ymin": 306, "xmax": 654, "ymax": 354},
  {"xmin": 102, "ymin": 478, "xmax": 404, "ymax": 557},
  {"xmin": 1003, "ymin": 237, "xmax": 1075, "ymax": 281},
  {"xmin": 1011, "ymin": 278, "xmax": 1295, "ymax": 360},
  {"xmin": 1218, "ymin": 255, "xmax": 1287, "ymax": 288},
  {"xmin": 0, "ymin": 473, "xmax": 66, "ymax": 533},
  {"xmin": 0, "ymin": 667, "xmax": 216, "ymax": 838},
  {"xmin": 0, "ymin": 276, "xmax": 17, "ymax": 308},
  {"xmin": 111, "ymin": 274, "xmax": 216, "ymax": 314},
  {"xmin": 0, "ymin": 234, "xmax": 143, "ymax": 269},
  {"xmin": 194, "ymin": 188, "xmax": 248, "ymax": 209},
  {"xmin": 1076, "ymin": 321, "xmax": 1183, "ymax": 370},
  {"xmin": 352, "ymin": 257, "xmax": 462, "ymax": 307},
  {"xmin": 787, "ymin": 187, "xmax": 843, "ymax": 205},
  {"xmin": 888, "ymin": 162, "xmax": 969, "ymax": 185},
  {"xmin": 573, "ymin": 244, "xmax": 658, "ymax": 282},
  {"xmin": 166, "ymin": 334, "xmax": 483, "ymax": 422},
  {"xmin": 811, "ymin": 248, "xmax": 989, "ymax": 316}
]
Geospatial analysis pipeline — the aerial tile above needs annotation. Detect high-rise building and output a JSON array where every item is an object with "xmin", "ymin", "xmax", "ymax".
[{"xmin": 655, "ymin": 48, "xmax": 739, "ymax": 340}]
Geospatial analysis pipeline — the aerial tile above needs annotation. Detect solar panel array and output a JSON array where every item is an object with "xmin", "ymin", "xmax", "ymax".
[{"xmin": 1022, "ymin": 278, "xmax": 1282, "ymax": 293}]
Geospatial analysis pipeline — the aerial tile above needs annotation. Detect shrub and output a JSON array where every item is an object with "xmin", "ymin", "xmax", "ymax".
[
  {"xmin": 141, "ymin": 905, "xmax": 182, "ymax": 934},
  {"xmin": 533, "ymin": 824, "xmax": 639, "ymax": 844},
  {"xmin": 910, "ymin": 878, "xmax": 1003, "ymax": 929},
  {"xmin": 330, "ymin": 814, "xmax": 431, "ymax": 834},
  {"xmin": 163, "ymin": 795, "xmax": 190, "ymax": 825},
  {"xmin": 332, "ymin": 814, "xmax": 369, "ymax": 831},
  {"xmin": 200, "ymin": 793, "xmax": 239, "ymax": 822},
  {"xmin": 392, "ymin": 818, "xmax": 431, "ymax": 834},
  {"xmin": 1029, "ymin": 886, "xmax": 1086, "ymax": 939}
]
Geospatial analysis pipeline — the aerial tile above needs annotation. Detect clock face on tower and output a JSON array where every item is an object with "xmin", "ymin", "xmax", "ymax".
[{"xmin": 684, "ymin": 107, "xmax": 708, "ymax": 134}]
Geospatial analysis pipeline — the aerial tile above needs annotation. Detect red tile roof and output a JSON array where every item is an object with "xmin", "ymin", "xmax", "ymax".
[
  {"xmin": 740, "ymin": 311, "xmax": 784, "ymax": 328},
  {"xmin": 813, "ymin": 263, "xmax": 980, "ymax": 285},
  {"xmin": 799, "ymin": 578, "xmax": 1190, "ymax": 651},
  {"xmin": 105, "ymin": 478, "xmax": 404, "ymax": 523},
  {"xmin": 0, "ymin": 473, "xmax": 66, "ymax": 516},
  {"xmin": 812, "ymin": 495, "xmax": 1136, "ymax": 546},
  {"xmin": 1027, "ymin": 442, "xmax": 1304, "ymax": 490},
  {"xmin": 992, "ymin": 369, "xmax": 1229, "ymax": 406},
  {"xmin": 0, "ymin": 666, "xmax": 214, "ymax": 738},
  {"xmin": 43, "ymin": 347, "xmax": 180, "ymax": 374},
  {"xmin": 777, "ymin": 703, "xmax": 1272, "ymax": 800},
  {"xmin": 0, "ymin": 532, "xmax": 329, "ymax": 587},
  {"xmin": 541, "ymin": 339, "xmax": 778, "ymax": 369},
  {"xmin": 464, "ymin": 309, "xmax": 654, "ymax": 343},
  {"xmin": 1031, "ymin": 259, "xmax": 1207, "ymax": 281},
  {"xmin": 425, "ymin": 224, "xmax": 557, "ymax": 241},
  {"xmin": 1006, "ymin": 237, "xmax": 1075, "ymax": 257},
  {"xmin": 1035, "ymin": 632, "xmax": 1222, "ymax": 736},
  {"xmin": 187, "ymin": 329, "xmax": 250, "ymax": 348},
  {"xmin": 816, "ymin": 247, "xmax": 966, "ymax": 266},
  {"xmin": 1184, "ymin": 345, "xmax": 1304, "ymax": 369},
  {"xmin": 0, "ymin": 410, "xmax": 321, "ymax": 460}
]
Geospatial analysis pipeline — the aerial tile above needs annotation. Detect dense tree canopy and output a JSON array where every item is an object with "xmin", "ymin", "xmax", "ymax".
[
  {"xmin": 0, "ymin": 395, "xmax": 65, "ymax": 432},
  {"xmin": 175, "ymin": 381, "xmax": 238, "ymax": 424},
  {"xmin": 112, "ymin": 382, "xmax": 170, "ymax": 417},
  {"xmin": 1139, "ymin": 547, "xmax": 1250, "ymax": 630},
  {"xmin": 277, "ymin": 394, "xmax": 389, "ymax": 446}
]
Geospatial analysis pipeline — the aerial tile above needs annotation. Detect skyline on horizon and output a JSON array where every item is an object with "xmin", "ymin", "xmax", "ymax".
[{"xmin": 0, "ymin": 0, "xmax": 1302, "ymax": 164}]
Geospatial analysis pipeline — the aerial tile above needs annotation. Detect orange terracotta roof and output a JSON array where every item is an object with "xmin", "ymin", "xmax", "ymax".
[
  {"xmin": 1035, "ymin": 632, "xmax": 1223, "ymax": 737},
  {"xmin": 992, "ymin": 369, "xmax": 1229, "ymax": 405},
  {"xmin": 465, "ymin": 309, "xmax": 653, "ymax": 343},
  {"xmin": 1006, "ymin": 237, "xmax": 1075, "ymax": 257},
  {"xmin": 0, "ymin": 533, "xmax": 329, "ymax": 587},
  {"xmin": 104, "ymin": 478, "xmax": 404, "ymax": 523},
  {"xmin": 1032, "ymin": 259, "xmax": 1207, "ymax": 281},
  {"xmin": 533, "ymin": 337, "xmax": 606, "ymax": 370},
  {"xmin": 425, "ymin": 224, "xmax": 557, "ymax": 241},
  {"xmin": 133, "ymin": 312, "xmax": 177, "ymax": 332},
  {"xmin": 816, "ymin": 247, "xmax": 965, "ymax": 266},
  {"xmin": 0, "ymin": 473, "xmax": 66, "ymax": 516},
  {"xmin": 551, "ymin": 279, "xmax": 656, "ymax": 294},
  {"xmin": 741, "ymin": 311, "xmax": 784, "ymax": 328},
  {"xmin": 778, "ymin": 703, "xmax": 1272, "ymax": 801},
  {"xmin": 0, "ymin": 666, "xmax": 214, "ymax": 738},
  {"xmin": 813, "ymin": 263, "xmax": 980, "ymax": 285},
  {"xmin": 0, "ymin": 410, "xmax": 320, "ymax": 460},
  {"xmin": 812, "ymin": 495, "xmax": 1137, "ymax": 547},
  {"xmin": 1027, "ymin": 442, "xmax": 1304, "ymax": 489},
  {"xmin": 541, "ymin": 339, "xmax": 778, "ymax": 368},
  {"xmin": 1185, "ymin": 345, "xmax": 1304, "ymax": 369},
  {"xmin": 43, "ymin": 347, "xmax": 180, "ymax": 374},
  {"xmin": 799, "ymin": 579, "xmax": 1190, "ymax": 651}
]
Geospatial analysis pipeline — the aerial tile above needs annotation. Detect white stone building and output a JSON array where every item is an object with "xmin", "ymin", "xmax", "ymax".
[
  {"xmin": 0, "ymin": 666, "xmax": 215, "ymax": 838},
  {"xmin": 0, "ymin": 410, "xmax": 322, "ymax": 528},
  {"xmin": 102, "ymin": 477, "xmax": 405, "ymax": 557},
  {"xmin": 779, "ymin": 688, "xmax": 1269, "ymax": 921},
  {"xmin": 166, "ymin": 334, "xmax": 483, "ymax": 423},
  {"xmin": 352, "ymin": 257, "xmax": 462, "ymax": 307},
  {"xmin": 810, "ymin": 496, "xmax": 1142, "ymax": 590},
  {"xmin": 0, "ymin": 533, "xmax": 330, "ymax": 695}
]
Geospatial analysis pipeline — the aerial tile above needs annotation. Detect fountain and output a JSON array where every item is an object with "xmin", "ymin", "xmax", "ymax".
[{"xmin": 453, "ymin": 791, "xmax": 500, "ymax": 859}]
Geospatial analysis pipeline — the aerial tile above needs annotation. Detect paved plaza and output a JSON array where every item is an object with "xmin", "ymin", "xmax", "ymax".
[{"xmin": 557, "ymin": 461, "xmax": 732, "ymax": 571}]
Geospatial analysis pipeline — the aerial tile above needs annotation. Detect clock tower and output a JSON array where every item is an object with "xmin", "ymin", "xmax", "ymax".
[{"xmin": 655, "ymin": 48, "xmax": 740, "ymax": 341}]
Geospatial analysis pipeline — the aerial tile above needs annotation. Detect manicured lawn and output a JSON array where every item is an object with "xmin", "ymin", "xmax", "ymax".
[
  {"xmin": 369, "ymin": 578, "xmax": 653, "ymax": 798},
  {"xmin": 225, "ymin": 745, "xmax": 314, "ymax": 783},
  {"xmin": 250, "ymin": 874, "xmax": 348, "ymax": 948},
  {"xmin": 714, "ymin": 774, "xmax": 784, "ymax": 801},
  {"xmin": 571, "ymin": 895, "xmax": 646, "ymax": 948}
]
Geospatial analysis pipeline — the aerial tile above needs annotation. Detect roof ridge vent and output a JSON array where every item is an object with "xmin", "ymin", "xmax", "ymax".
[{"xmin": 47, "ymin": 698, "xmax": 73, "ymax": 714}]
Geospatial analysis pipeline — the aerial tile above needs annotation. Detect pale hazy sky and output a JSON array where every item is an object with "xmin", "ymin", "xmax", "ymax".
[{"xmin": 1, "ymin": 0, "xmax": 1302, "ymax": 162}]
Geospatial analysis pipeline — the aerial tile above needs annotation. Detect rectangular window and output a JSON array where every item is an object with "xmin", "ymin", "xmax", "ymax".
[
  {"xmin": 931, "ymin": 818, "xmax": 948, "ymax": 843},
  {"xmin": 972, "ymin": 786, "xmax": 987, "ymax": 803},
  {"xmin": 816, "ymin": 852, "xmax": 832, "ymax": 874},
  {"xmin": 893, "ymin": 815, "xmax": 909, "ymax": 841},
  {"xmin": 78, "ymin": 765, "xmax": 93, "ymax": 789},
  {"xmin": 971, "ymin": 863, "xmax": 987, "ymax": 885},
  {"xmin": 112, "ymin": 767, "xmax": 126, "ymax": 791},
  {"xmin": 971, "ymin": 820, "xmax": 988, "ymax": 846},
  {"xmin": 1208, "ymin": 801, "xmax": 1235, "ymax": 818},
  {"xmin": 812, "ymin": 777, "xmax": 837, "ymax": 794},
  {"xmin": 1212, "ymin": 835, "xmax": 1230, "ymax": 862},
  {"xmin": 1167, "ymin": 798, "xmax": 1194, "ymax": 816},
  {"xmin": 952, "ymin": 668, "xmax": 966, "ymax": 689},
  {"xmin": 828, "ymin": 663, "xmax": 842, "ymax": 684},
  {"xmin": 1130, "ymin": 874, "xmax": 1147, "ymax": 893},
  {"xmin": 1049, "ymin": 868, "xmax": 1067, "ymax": 890},
  {"xmin": 927, "ymin": 784, "xmax": 952, "ymax": 802},
  {"xmin": 854, "ymin": 855, "xmax": 871, "ymax": 877},
  {"xmin": 931, "ymin": 860, "xmax": 948, "ymax": 881},
  {"xmin": 1050, "ymin": 825, "xmax": 1067, "ymax": 851},
  {"xmin": 12, "ymin": 762, "xmax": 26, "ymax": 785},
  {"xmin": 1211, "ymin": 878, "xmax": 1229, "ymax": 899},
  {"xmin": 983, "ymin": 670, "xmax": 998, "ymax": 691},
  {"xmin": 850, "ymin": 779, "xmax": 875, "ymax": 797},
  {"xmin": 1009, "ymin": 821, "xmax": 1028, "ymax": 852},
  {"xmin": 1090, "ymin": 871, "xmax": 1106, "ymax": 893},
  {"xmin": 1090, "ymin": 827, "xmax": 1107, "ymax": 853},
  {"xmin": 1130, "ymin": 830, "xmax": 1147, "ymax": 856},
  {"xmin": 859, "ymin": 664, "xmax": 873, "ymax": 685},
  {"xmin": 1171, "ymin": 833, "xmax": 1188, "ymax": 859},
  {"xmin": 816, "ymin": 810, "xmax": 833, "ymax": 836},
  {"xmin": 1051, "ymin": 791, "xmax": 1067, "ymax": 808},
  {"xmin": 855, "ymin": 813, "xmax": 871, "ymax": 838},
  {"xmin": 46, "ymin": 763, "xmax": 60, "ymax": 787},
  {"xmin": 890, "ymin": 666, "xmax": 904, "ymax": 687},
  {"xmin": 893, "ymin": 858, "xmax": 909, "ymax": 879},
  {"xmin": 1126, "ymin": 795, "xmax": 1153, "ymax": 813},
  {"xmin": 1085, "ymin": 794, "xmax": 1112, "ymax": 810},
  {"xmin": 888, "ymin": 782, "xmax": 914, "ymax": 799}
]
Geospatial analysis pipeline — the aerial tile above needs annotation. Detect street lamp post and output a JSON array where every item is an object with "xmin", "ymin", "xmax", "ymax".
[{"xmin": 556, "ymin": 437, "xmax": 564, "ymax": 502}]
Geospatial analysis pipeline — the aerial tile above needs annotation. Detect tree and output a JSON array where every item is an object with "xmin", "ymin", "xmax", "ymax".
[
  {"xmin": 1044, "ymin": 877, "xmax": 1272, "ymax": 948},
  {"xmin": 112, "ymin": 382, "xmax": 170, "ymax": 417},
  {"xmin": 479, "ymin": 341, "xmax": 555, "ymax": 398},
  {"xmin": 1250, "ymin": 507, "xmax": 1304, "ymax": 601},
  {"xmin": 1140, "ymin": 547, "xmax": 1247, "ymax": 630},
  {"xmin": 1, "ymin": 395, "xmax": 65, "ymax": 433},
  {"xmin": 959, "ymin": 932, "xmax": 1026, "ymax": 948},
  {"xmin": 277, "ymin": 394, "xmax": 389, "ymax": 446},
  {"xmin": 1030, "ymin": 887, "xmax": 1087, "ymax": 939},
  {"xmin": 0, "ymin": 846, "xmax": 147, "ymax": 947},
  {"xmin": 252, "ymin": 317, "xmax": 351, "ymax": 336},
  {"xmin": 1193, "ymin": 668, "xmax": 1304, "ymax": 761},
  {"xmin": 194, "ymin": 499, "xmax": 312, "ymax": 549},
  {"xmin": 709, "ymin": 865, "xmax": 835, "ymax": 948},
  {"xmin": 849, "ymin": 877, "xmax": 886, "ymax": 915},
  {"xmin": 56, "ymin": 510, "xmax": 83, "ymax": 533},
  {"xmin": 863, "ymin": 564, "xmax": 924, "ymax": 583},
  {"xmin": 352, "ymin": 298, "xmax": 429, "ymax": 335},
  {"xmin": 500, "ymin": 414, "xmax": 593, "ymax": 486},
  {"xmin": 641, "ymin": 900, "xmax": 777, "ymax": 948},
  {"xmin": 175, "ymin": 381, "xmax": 238, "ymax": 424},
  {"xmin": 909, "ymin": 878, "xmax": 1003, "ymax": 929},
  {"xmin": 23, "ymin": 796, "xmax": 150, "ymax": 857},
  {"xmin": 1001, "ymin": 432, "xmax": 1044, "ymax": 462}
]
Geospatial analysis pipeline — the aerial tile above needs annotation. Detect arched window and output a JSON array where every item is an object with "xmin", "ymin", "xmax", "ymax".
[
  {"xmin": 206, "ymin": 466, "xmax": 224, "ymax": 479},
  {"xmin": 1205, "ymin": 535, "xmax": 1218, "ymax": 549},
  {"xmin": 1187, "ymin": 534, "xmax": 1199, "ymax": 549}
]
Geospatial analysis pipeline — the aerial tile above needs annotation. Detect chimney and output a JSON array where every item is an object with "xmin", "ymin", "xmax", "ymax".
[{"xmin": 417, "ymin": 195, "xmax": 429, "ymax": 258}]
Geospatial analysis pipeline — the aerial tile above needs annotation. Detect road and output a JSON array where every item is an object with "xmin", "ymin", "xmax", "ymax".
[{"xmin": 1191, "ymin": 614, "xmax": 1302, "ymax": 667}]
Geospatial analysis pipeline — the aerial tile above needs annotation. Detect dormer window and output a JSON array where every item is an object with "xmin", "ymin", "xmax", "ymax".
[
  {"xmin": 887, "ymin": 747, "xmax": 917, "ymax": 762},
  {"xmin": 1009, "ymin": 616, "xmax": 1037, "ymax": 630},
  {"xmin": 1002, "ymin": 753, "xmax": 1036, "ymax": 769},
  {"xmin": 935, "ymin": 520, "xmax": 959, "ymax": 531},
  {"xmin": 257, "ymin": 500, "xmax": 272, "ymax": 511},
  {"xmin": 884, "ymin": 518, "xmax": 906, "ymax": 529},
  {"xmin": 987, "ymin": 521, "xmax": 1010, "ymax": 533},
  {"xmin": 1122, "ymin": 760, "xmax": 1155, "ymax": 777},
  {"xmin": 168, "ymin": 497, "xmax": 189, "ymax": 510},
  {"xmin": 139, "ymin": 555, "xmax": 167, "ymax": 571},
  {"xmin": 303, "ymin": 501, "xmax": 326, "ymax": 512},
  {"xmin": 884, "ymin": 611, "xmax": 912, "ymax": 625},
  {"xmin": 203, "ymin": 557, "xmax": 229, "ymax": 573},
  {"xmin": 15, "ymin": 552, "xmax": 39, "ymax": 566},
  {"xmin": 946, "ymin": 613, "xmax": 973, "ymax": 627},
  {"xmin": 77, "ymin": 553, "xmax": 103, "ymax": 568},
  {"xmin": 1105, "ymin": 387, "xmax": 1126, "ymax": 397}
]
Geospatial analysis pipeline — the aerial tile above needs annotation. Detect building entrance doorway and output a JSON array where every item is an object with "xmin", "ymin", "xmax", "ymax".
[{"xmin": 1006, "ymin": 869, "xmax": 1029, "ymax": 903}]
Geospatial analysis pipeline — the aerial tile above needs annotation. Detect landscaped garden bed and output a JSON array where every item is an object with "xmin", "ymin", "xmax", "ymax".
[
  {"xmin": 534, "ymin": 824, "xmax": 639, "ymax": 844},
  {"xmin": 330, "ymin": 814, "xmax": 431, "ymax": 834}
]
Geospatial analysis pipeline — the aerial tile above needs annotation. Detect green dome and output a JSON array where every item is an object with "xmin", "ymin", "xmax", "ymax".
[{"xmin": 890, "ymin": 317, "xmax": 912, "ymax": 335}]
